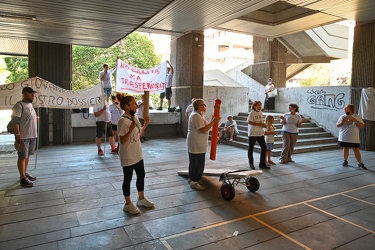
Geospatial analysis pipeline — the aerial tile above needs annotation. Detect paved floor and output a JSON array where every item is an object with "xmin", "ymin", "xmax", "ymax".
[{"xmin": 0, "ymin": 135, "xmax": 374, "ymax": 250}]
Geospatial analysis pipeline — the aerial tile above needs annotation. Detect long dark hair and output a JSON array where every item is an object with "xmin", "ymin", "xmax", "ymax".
[{"xmin": 120, "ymin": 95, "xmax": 134, "ymax": 111}]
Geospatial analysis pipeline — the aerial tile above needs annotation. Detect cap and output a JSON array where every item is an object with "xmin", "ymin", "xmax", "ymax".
[{"xmin": 22, "ymin": 87, "xmax": 37, "ymax": 94}]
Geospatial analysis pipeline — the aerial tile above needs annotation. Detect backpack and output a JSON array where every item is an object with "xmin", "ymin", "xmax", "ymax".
[{"xmin": 7, "ymin": 102, "xmax": 23, "ymax": 134}]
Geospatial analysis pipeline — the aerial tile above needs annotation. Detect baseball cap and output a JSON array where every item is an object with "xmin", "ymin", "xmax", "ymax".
[{"xmin": 22, "ymin": 87, "xmax": 38, "ymax": 93}]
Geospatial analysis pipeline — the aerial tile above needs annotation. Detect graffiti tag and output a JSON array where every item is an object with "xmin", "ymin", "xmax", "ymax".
[{"xmin": 307, "ymin": 89, "xmax": 345, "ymax": 110}]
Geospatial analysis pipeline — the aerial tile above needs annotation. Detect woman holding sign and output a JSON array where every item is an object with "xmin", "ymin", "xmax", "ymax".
[{"xmin": 187, "ymin": 98, "xmax": 221, "ymax": 190}]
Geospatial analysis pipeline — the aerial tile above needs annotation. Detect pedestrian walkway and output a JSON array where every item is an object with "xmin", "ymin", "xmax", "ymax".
[{"xmin": 0, "ymin": 136, "xmax": 374, "ymax": 249}]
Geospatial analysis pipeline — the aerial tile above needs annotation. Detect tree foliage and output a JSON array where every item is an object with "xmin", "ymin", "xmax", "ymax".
[
  {"xmin": 72, "ymin": 32, "xmax": 161, "ymax": 91},
  {"xmin": 300, "ymin": 64, "xmax": 330, "ymax": 87},
  {"xmin": 3, "ymin": 57, "xmax": 28, "ymax": 83}
]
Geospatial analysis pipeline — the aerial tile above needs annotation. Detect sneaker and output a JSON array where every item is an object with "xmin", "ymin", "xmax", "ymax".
[
  {"xmin": 98, "ymin": 148, "xmax": 104, "ymax": 155},
  {"xmin": 190, "ymin": 181, "xmax": 205, "ymax": 190},
  {"xmin": 168, "ymin": 108, "xmax": 172, "ymax": 112},
  {"xmin": 156, "ymin": 107, "xmax": 162, "ymax": 110},
  {"xmin": 342, "ymin": 160, "xmax": 348, "ymax": 167},
  {"xmin": 188, "ymin": 178, "xmax": 204, "ymax": 185},
  {"xmin": 123, "ymin": 202, "xmax": 140, "ymax": 214},
  {"xmin": 358, "ymin": 162, "xmax": 367, "ymax": 170},
  {"xmin": 229, "ymin": 138, "xmax": 233, "ymax": 141},
  {"xmin": 249, "ymin": 163, "xmax": 255, "ymax": 170},
  {"xmin": 20, "ymin": 177, "xmax": 34, "ymax": 188},
  {"xmin": 136, "ymin": 198, "xmax": 154, "ymax": 208},
  {"xmin": 259, "ymin": 165, "xmax": 270, "ymax": 170},
  {"xmin": 25, "ymin": 173, "xmax": 37, "ymax": 181},
  {"xmin": 111, "ymin": 147, "xmax": 117, "ymax": 154}
]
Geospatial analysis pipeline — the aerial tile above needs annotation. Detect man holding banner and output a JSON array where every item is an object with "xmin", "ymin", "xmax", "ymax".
[{"xmin": 157, "ymin": 61, "xmax": 174, "ymax": 112}]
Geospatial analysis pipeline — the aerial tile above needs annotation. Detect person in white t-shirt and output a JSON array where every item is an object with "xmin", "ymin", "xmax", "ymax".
[
  {"xmin": 11, "ymin": 87, "xmax": 38, "ymax": 188},
  {"xmin": 99, "ymin": 62, "xmax": 117, "ymax": 101},
  {"xmin": 247, "ymin": 100, "xmax": 268, "ymax": 170},
  {"xmin": 118, "ymin": 95, "xmax": 153, "ymax": 215},
  {"xmin": 157, "ymin": 61, "xmax": 174, "ymax": 111},
  {"xmin": 218, "ymin": 115, "xmax": 239, "ymax": 142},
  {"xmin": 185, "ymin": 98, "xmax": 196, "ymax": 123},
  {"xmin": 336, "ymin": 104, "xmax": 366, "ymax": 170},
  {"xmin": 187, "ymin": 98, "xmax": 221, "ymax": 190},
  {"xmin": 109, "ymin": 94, "xmax": 124, "ymax": 142},
  {"xmin": 135, "ymin": 95, "xmax": 148, "ymax": 142},
  {"xmin": 94, "ymin": 100, "xmax": 116, "ymax": 155}
]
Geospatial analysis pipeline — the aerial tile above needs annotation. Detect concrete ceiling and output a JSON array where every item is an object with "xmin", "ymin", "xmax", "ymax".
[{"xmin": 0, "ymin": 0, "xmax": 375, "ymax": 56}]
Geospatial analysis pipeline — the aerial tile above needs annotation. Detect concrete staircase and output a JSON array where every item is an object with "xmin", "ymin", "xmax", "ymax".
[{"xmin": 217, "ymin": 112, "xmax": 340, "ymax": 156}]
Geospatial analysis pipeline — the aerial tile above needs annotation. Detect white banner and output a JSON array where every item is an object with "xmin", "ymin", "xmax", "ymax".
[
  {"xmin": 115, "ymin": 59, "xmax": 167, "ymax": 93},
  {"xmin": 0, "ymin": 77, "xmax": 105, "ymax": 110}
]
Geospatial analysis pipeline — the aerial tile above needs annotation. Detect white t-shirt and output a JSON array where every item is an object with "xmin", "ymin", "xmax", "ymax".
[
  {"xmin": 165, "ymin": 73, "xmax": 173, "ymax": 88},
  {"xmin": 187, "ymin": 111, "xmax": 209, "ymax": 153},
  {"xmin": 263, "ymin": 126, "xmax": 275, "ymax": 143},
  {"xmin": 93, "ymin": 102, "xmax": 111, "ymax": 122},
  {"xmin": 118, "ymin": 115, "xmax": 143, "ymax": 166},
  {"xmin": 109, "ymin": 103, "xmax": 123, "ymax": 125},
  {"xmin": 186, "ymin": 104, "xmax": 194, "ymax": 119},
  {"xmin": 12, "ymin": 101, "xmax": 37, "ymax": 139},
  {"xmin": 337, "ymin": 114, "xmax": 363, "ymax": 143},
  {"xmin": 99, "ymin": 69, "xmax": 115, "ymax": 88},
  {"xmin": 281, "ymin": 113, "xmax": 302, "ymax": 133},
  {"xmin": 247, "ymin": 110, "xmax": 264, "ymax": 136},
  {"xmin": 225, "ymin": 120, "xmax": 239, "ymax": 134},
  {"xmin": 135, "ymin": 100, "xmax": 144, "ymax": 119}
]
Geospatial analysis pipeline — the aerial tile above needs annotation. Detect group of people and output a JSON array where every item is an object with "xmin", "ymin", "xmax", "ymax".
[{"xmin": 10, "ymin": 73, "xmax": 368, "ymax": 215}]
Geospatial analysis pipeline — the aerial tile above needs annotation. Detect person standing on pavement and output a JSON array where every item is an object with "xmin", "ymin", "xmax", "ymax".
[
  {"xmin": 187, "ymin": 98, "xmax": 221, "ymax": 190},
  {"xmin": 336, "ymin": 104, "xmax": 367, "ymax": 170},
  {"xmin": 118, "ymin": 95, "xmax": 154, "ymax": 215},
  {"xmin": 279, "ymin": 104, "xmax": 310, "ymax": 164},
  {"xmin": 109, "ymin": 94, "xmax": 124, "ymax": 142},
  {"xmin": 157, "ymin": 61, "xmax": 174, "ymax": 111},
  {"xmin": 135, "ymin": 95, "xmax": 148, "ymax": 142},
  {"xmin": 11, "ymin": 87, "xmax": 38, "ymax": 187},
  {"xmin": 94, "ymin": 100, "xmax": 117, "ymax": 155},
  {"xmin": 247, "ymin": 100, "xmax": 269, "ymax": 170}
]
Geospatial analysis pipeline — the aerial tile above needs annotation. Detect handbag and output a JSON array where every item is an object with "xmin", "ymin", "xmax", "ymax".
[{"xmin": 268, "ymin": 88, "xmax": 278, "ymax": 98}]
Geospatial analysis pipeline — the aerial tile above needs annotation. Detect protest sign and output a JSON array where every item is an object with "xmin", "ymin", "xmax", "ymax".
[
  {"xmin": 115, "ymin": 59, "xmax": 167, "ymax": 93},
  {"xmin": 0, "ymin": 77, "xmax": 105, "ymax": 110}
]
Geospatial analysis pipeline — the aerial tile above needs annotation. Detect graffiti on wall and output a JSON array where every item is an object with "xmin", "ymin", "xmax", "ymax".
[{"xmin": 307, "ymin": 89, "xmax": 346, "ymax": 110}]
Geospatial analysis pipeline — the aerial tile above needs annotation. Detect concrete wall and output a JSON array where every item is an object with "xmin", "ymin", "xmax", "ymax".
[
  {"xmin": 203, "ymin": 85, "xmax": 249, "ymax": 124},
  {"xmin": 275, "ymin": 86, "xmax": 351, "ymax": 137},
  {"xmin": 71, "ymin": 112, "xmax": 180, "ymax": 142}
]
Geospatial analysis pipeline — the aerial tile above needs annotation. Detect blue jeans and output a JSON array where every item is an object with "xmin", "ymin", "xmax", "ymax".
[{"xmin": 104, "ymin": 88, "xmax": 112, "ymax": 98}]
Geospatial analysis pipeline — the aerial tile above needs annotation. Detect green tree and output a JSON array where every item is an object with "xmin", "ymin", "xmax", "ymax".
[
  {"xmin": 300, "ymin": 64, "xmax": 330, "ymax": 87},
  {"xmin": 72, "ymin": 32, "xmax": 161, "ymax": 91},
  {"xmin": 4, "ymin": 57, "xmax": 28, "ymax": 83}
]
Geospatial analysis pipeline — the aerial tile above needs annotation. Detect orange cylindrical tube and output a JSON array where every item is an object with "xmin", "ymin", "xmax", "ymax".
[{"xmin": 210, "ymin": 99, "xmax": 221, "ymax": 160}]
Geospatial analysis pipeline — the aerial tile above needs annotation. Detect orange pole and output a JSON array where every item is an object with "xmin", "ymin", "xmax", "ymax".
[{"xmin": 210, "ymin": 99, "xmax": 221, "ymax": 160}]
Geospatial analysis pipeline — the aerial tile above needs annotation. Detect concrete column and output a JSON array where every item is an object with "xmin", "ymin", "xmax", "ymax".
[
  {"xmin": 28, "ymin": 41, "xmax": 72, "ymax": 146},
  {"xmin": 251, "ymin": 37, "xmax": 287, "ymax": 87},
  {"xmin": 171, "ymin": 31, "xmax": 204, "ymax": 136},
  {"xmin": 351, "ymin": 21, "xmax": 375, "ymax": 151}
]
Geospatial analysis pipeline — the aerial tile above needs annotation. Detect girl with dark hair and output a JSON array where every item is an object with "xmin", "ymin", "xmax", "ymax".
[
  {"xmin": 247, "ymin": 100, "xmax": 269, "ymax": 170},
  {"xmin": 118, "ymin": 95, "xmax": 153, "ymax": 214},
  {"xmin": 336, "ymin": 104, "xmax": 366, "ymax": 169},
  {"xmin": 278, "ymin": 103, "xmax": 310, "ymax": 163}
]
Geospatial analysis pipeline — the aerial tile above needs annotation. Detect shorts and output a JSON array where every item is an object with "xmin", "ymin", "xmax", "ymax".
[
  {"xmin": 265, "ymin": 143, "xmax": 274, "ymax": 150},
  {"xmin": 104, "ymin": 88, "xmax": 112, "ymax": 98},
  {"xmin": 17, "ymin": 138, "xmax": 37, "ymax": 159},
  {"xmin": 338, "ymin": 141, "xmax": 360, "ymax": 148},
  {"xmin": 96, "ymin": 121, "xmax": 114, "ymax": 138},
  {"xmin": 111, "ymin": 124, "xmax": 118, "ymax": 131},
  {"xmin": 160, "ymin": 87, "xmax": 172, "ymax": 100}
]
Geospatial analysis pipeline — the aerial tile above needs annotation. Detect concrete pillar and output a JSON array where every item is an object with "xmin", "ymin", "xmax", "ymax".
[
  {"xmin": 351, "ymin": 21, "xmax": 375, "ymax": 151},
  {"xmin": 28, "ymin": 41, "xmax": 72, "ymax": 146},
  {"xmin": 171, "ymin": 31, "xmax": 204, "ymax": 136},
  {"xmin": 251, "ymin": 37, "xmax": 287, "ymax": 88}
]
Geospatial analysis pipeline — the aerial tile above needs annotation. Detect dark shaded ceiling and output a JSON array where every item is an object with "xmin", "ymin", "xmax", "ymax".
[{"xmin": 1, "ymin": 0, "xmax": 375, "ymax": 56}]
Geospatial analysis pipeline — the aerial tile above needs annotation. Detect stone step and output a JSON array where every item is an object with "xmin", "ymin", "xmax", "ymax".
[{"xmin": 213, "ymin": 110, "xmax": 339, "ymax": 156}]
